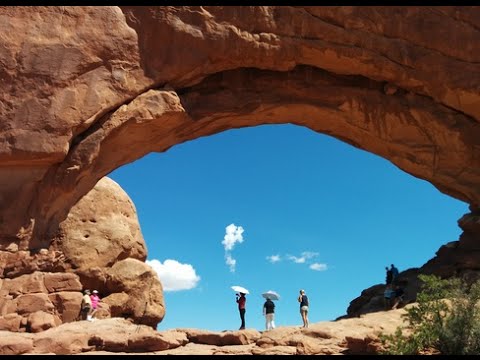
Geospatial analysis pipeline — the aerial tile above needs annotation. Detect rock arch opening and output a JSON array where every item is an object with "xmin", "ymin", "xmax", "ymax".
[
  {"xmin": 108, "ymin": 123, "xmax": 468, "ymax": 330},
  {"xmin": 1, "ymin": 6, "xmax": 479, "ymax": 333}
]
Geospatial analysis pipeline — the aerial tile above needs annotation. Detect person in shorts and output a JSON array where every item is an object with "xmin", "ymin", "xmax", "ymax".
[
  {"xmin": 298, "ymin": 289, "xmax": 309, "ymax": 328},
  {"xmin": 80, "ymin": 289, "xmax": 93, "ymax": 321}
]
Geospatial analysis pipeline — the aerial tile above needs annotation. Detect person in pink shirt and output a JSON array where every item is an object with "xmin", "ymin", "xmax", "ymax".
[{"xmin": 90, "ymin": 290, "xmax": 100, "ymax": 320}]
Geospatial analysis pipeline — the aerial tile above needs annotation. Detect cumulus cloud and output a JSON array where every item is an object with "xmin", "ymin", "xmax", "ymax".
[
  {"xmin": 222, "ymin": 224, "xmax": 244, "ymax": 251},
  {"xmin": 222, "ymin": 224, "xmax": 245, "ymax": 272},
  {"xmin": 266, "ymin": 254, "xmax": 281, "ymax": 263},
  {"xmin": 146, "ymin": 259, "xmax": 200, "ymax": 292},
  {"xmin": 287, "ymin": 251, "xmax": 319, "ymax": 264},
  {"xmin": 309, "ymin": 263, "xmax": 328, "ymax": 271}
]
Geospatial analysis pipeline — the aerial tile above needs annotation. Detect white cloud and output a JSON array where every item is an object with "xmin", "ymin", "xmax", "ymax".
[
  {"xmin": 309, "ymin": 263, "xmax": 328, "ymax": 271},
  {"xmin": 301, "ymin": 251, "xmax": 319, "ymax": 259},
  {"xmin": 222, "ymin": 224, "xmax": 245, "ymax": 272},
  {"xmin": 287, "ymin": 255, "xmax": 306, "ymax": 263},
  {"xmin": 225, "ymin": 254, "xmax": 236, "ymax": 272},
  {"xmin": 146, "ymin": 259, "xmax": 200, "ymax": 292},
  {"xmin": 222, "ymin": 224, "xmax": 244, "ymax": 251},
  {"xmin": 287, "ymin": 251, "xmax": 318, "ymax": 264},
  {"xmin": 266, "ymin": 254, "xmax": 281, "ymax": 263}
]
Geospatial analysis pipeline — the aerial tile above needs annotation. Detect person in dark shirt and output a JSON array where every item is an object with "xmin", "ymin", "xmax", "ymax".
[
  {"xmin": 390, "ymin": 264, "xmax": 399, "ymax": 284},
  {"xmin": 236, "ymin": 292, "xmax": 246, "ymax": 330},
  {"xmin": 263, "ymin": 298, "xmax": 276, "ymax": 331},
  {"xmin": 297, "ymin": 289, "xmax": 309, "ymax": 328},
  {"xmin": 385, "ymin": 266, "xmax": 393, "ymax": 285}
]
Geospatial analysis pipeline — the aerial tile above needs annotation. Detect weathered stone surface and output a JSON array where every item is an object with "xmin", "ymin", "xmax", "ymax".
[
  {"xmin": 55, "ymin": 177, "xmax": 147, "ymax": 270},
  {"xmin": 0, "ymin": 313, "xmax": 22, "ymax": 332},
  {"xmin": 0, "ymin": 5, "xmax": 480, "ymax": 335},
  {"xmin": 43, "ymin": 273, "xmax": 82, "ymax": 293},
  {"xmin": 0, "ymin": 332, "xmax": 34, "ymax": 355},
  {"xmin": 0, "ymin": 6, "xmax": 478, "ymax": 251},
  {"xmin": 184, "ymin": 328, "xmax": 261, "ymax": 346},
  {"xmin": 27, "ymin": 311, "xmax": 58, "ymax": 333},
  {"xmin": 48, "ymin": 291, "xmax": 82, "ymax": 323},
  {"xmin": 252, "ymin": 345, "xmax": 297, "ymax": 355},
  {"xmin": 16, "ymin": 293, "xmax": 55, "ymax": 315},
  {"xmin": 0, "ymin": 307, "xmax": 415, "ymax": 355},
  {"xmin": 105, "ymin": 258, "xmax": 165, "ymax": 327},
  {"xmin": 1, "ymin": 271, "xmax": 47, "ymax": 296}
]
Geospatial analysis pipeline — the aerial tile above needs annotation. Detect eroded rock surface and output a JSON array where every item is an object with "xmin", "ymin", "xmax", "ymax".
[
  {"xmin": 0, "ymin": 6, "xmax": 478, "ymax": 250},
  {"xmin": 0, "ymin": 177, "xmax": 164, "ymax": 330},
  {"xmin": 0, "ymin": 309, "xmax": 410, "ymax": 355},
  {"xmin": 0, "ymin": 5, "xmax": 479, "ymax": 336}
]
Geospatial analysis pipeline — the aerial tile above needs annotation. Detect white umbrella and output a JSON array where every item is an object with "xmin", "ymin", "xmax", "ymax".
[
  {"xmin": 231, "ymin": 285, "xmax": 250, "ymax": 294},
  {"xmin": 262, "ymin": 290, "xmax": 280, "ymax": 301}
]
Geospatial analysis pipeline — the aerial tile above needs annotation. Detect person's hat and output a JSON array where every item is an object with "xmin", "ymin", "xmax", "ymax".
[
  {"xmin": 84, "ymin": 289, "xmax": 91, "ymax": 294},
  {"xmin": 92, "ymin": 290, "xmax": 98, "ymax": 294}
]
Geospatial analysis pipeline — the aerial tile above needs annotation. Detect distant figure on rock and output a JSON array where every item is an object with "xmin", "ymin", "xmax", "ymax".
[
  {"xmin": 81, "ymin": 289, "xmax": 93, "ymax": 321},
  {"xmin": 298, "ymin": 289, "xmax": 309, "ymax": 328},
  {"xmin": 390, "ymin": 264, "xmax": 399, "ymax": 284},
  {"xmin": 263, "ymin": 298, "xmax": 276, "ymax": 331},
  {"xmin": 392, "ymin": 285, "xmax": 405, "ymax": 310},
  {"xmin": 236, "ymin": 292, "xmax": 246, "ymax": 330},
  {"xmin": 90, "ymin": 290, "xmax": 100, "ymax": 320},
  {"xmin": 385, "ymin": 266, "xmax": 393, "ymax": 285},
  {"xmin": 383, "ymin": 284, "xmax": 395, "ymax": 310}
]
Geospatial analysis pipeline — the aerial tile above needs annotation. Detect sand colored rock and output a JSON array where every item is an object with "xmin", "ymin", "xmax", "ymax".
[
  {"xmin": 183, "ymin": 328, "xmax": 261, "ymax": 346},
  {"xmin": 0, "ymin": 307, "xmax": 411, "ymax": 354},
  {"xmin": 0, "ymin": 4, "xmax": 479, "ymax": 337},
  {"xmin": 104, "ymin": 258, "xmax": 165, "ymax": 327},
  {"xmin": 55, "ymin": 177, "xmax": 147, "ymax": 271},
  {"xmin": 0, "ymin": 6, "xmax": 477, "ymax": 252},
  {"xmin": 27, "ymin": 311, "xmax": 59, "ymax": 333}
]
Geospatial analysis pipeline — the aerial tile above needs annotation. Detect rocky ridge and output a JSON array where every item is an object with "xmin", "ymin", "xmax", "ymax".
[{"xmin": 0, "ymin": 308, "xmax": 410, "ymax": 355}]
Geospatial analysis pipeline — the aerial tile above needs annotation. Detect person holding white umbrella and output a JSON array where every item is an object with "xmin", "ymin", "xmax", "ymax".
[
  {"xmin": 231, "ymin": 286, "xmax": 249, "ymax": 330},
  {"xmin": 262, "ymin": 290, "xmax": 280, "ymax": 331},
  {"xmin": 263, "ymin": 298, "xmax": 275, "ymax": 330},
  {"xmin": 236, "ymin": 292, "xmax": 246, "ymax": 330}
]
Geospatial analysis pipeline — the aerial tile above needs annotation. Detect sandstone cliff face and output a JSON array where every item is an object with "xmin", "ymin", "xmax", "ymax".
[
  {"xmin": 0, "ymin": 6, "xmax": 479, "ymax": 333},
  {"xmin": 0, "ymin": 176, "xmax": 165, "ymax": 331}
]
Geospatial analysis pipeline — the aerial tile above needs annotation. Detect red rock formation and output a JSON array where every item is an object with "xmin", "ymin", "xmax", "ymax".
[
  {"xmin": 0, "ymin": 177, "xmax": 164, "ymax": 330},
  {"xmin": 0, "ymin": 6, "xmax": 478, "ymax": 249},
  {"xmin": 0, "ymin": 310, "xmax": 410, "ymax": 355},
  {"xmin": 1, "ymin": 5, "xmax": 479, "ymax": 333}
]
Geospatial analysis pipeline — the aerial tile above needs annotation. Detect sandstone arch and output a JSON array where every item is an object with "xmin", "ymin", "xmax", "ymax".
[
  {"xmin": 0, "ymin": 6, "xmax": 479, "ymax": 328},
  {"xmin": 0, "ymin": 6, "xmax": 479, "ymax": 249}
]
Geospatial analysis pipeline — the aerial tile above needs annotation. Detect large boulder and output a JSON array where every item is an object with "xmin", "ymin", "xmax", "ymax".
[
  {"xmin": 55, "ymin": 177, "xmax": 147, "ymax": 271},
  {"xmin": 103, "ymin": 258, "xmax": 165, "ymax": 327}
]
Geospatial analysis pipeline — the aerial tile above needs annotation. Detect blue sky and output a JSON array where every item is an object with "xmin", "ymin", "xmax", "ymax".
[{"xmin": 109, "ymin": 124, "xmax": 468, "ymax": 332}]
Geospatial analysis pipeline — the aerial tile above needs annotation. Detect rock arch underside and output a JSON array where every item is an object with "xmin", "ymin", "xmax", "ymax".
[{"xmin": 1, "ymin": 5, "xmax": 480, "ymax": 354}]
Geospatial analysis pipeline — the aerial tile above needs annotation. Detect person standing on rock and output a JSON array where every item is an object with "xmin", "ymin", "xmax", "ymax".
[
  {"xmin": 298, "ymin": 289, "xmax": 309, "ymax": 328},
  {"xmin": 236, "ymin": 292, "xmax": 247, "ymax": 330},
  {"xmin": 263, "ymin": 298, "xmax": 276, "ymax": 331},
  {"xmin": 90, "ymin": 290, "xmax": 100, "ymax": 320},
  {"xmin": 81, "ymin": 289, "xmax": 93, "ymax": 321},
  {"xmin": 385, "ymin": 266, "xmax": 393, "ymax": 285},
  {"xmin": 390, "ymin": 264, "xmax": 399, "ymax": 285}
]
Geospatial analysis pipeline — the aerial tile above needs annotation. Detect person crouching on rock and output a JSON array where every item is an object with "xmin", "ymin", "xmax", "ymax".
[
  {"xmin": 236, "ymin": 292, "xmax": 246, "ymax": 330},
  {"xmin": 81, "ymin": 289, "xmax": 93, "ymax": 321}
]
